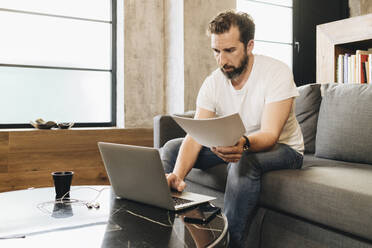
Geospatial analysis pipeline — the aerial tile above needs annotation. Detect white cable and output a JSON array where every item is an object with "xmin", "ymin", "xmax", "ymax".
[{"xmin": 37, "ymin": 187, "xmax": 110, "ymax": 214}]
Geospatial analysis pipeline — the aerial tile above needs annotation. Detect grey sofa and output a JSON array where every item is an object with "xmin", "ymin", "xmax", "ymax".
[{"xmin": 154, "ymin": 83, "xmax": 372, "ymax": 248}]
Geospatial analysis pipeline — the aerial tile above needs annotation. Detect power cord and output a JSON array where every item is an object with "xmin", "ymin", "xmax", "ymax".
[{"xmin": 37, "ymin": 186, "xmax": 110, "ymax": 214}]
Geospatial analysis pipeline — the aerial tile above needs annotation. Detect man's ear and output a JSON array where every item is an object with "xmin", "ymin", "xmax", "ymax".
[{"xmin": 246, "ymin": 39, "xmax": 254, "ymax": 54}]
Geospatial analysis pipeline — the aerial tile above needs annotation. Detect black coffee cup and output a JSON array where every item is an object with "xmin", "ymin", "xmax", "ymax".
[{"xmin": 52, "ymin": 171, "xmax": 74, "ymax": 200}]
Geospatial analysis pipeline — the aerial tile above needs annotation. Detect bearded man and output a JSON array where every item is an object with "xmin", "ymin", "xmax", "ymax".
[{"xmin": 161, "ymin": 10, "xmax": 304, "ymax": 247}]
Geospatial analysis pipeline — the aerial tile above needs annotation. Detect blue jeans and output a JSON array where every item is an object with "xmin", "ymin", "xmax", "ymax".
[{"xmin": 161, "ymin": 137, "xmax": 303, "ymax": 248}]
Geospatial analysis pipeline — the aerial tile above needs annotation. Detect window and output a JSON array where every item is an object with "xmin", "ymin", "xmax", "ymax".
[
  {"xmin": 237, "ymin": 0, "xmax": 293, "ymax": 68},
  {"xmin": 0, "ymin": 0, "xmax": 116, "ymax": 128}
]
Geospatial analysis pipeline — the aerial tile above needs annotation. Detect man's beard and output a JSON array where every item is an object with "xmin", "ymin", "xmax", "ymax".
[{"xmin": 220, "ymin": 54, "xmax": 249, "ymax": 80}]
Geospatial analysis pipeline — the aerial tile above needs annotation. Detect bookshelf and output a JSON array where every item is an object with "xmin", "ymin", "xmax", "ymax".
[{"xmin": 316, "ymin": 13, "xmax": 372, "ymax": 83}]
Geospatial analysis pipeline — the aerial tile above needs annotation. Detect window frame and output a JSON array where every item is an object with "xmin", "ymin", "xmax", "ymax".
[
  {"xmin": 236, "ymin": 0, "xmax": 294, "ymax": 69},
  {"xmin": 0, "ymin": 0, "xmax": 117, "ymax": 129}
]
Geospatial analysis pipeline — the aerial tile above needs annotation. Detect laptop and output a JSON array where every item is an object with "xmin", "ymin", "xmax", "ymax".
[{"xmin": 98, "ymin": 142, "xmax": 216, "ymax": 211}]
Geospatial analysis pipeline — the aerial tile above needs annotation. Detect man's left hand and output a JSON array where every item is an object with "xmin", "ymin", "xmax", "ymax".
[{"xmin": 211, "ymin": 136, "xmax": 245, "ymax": 163}]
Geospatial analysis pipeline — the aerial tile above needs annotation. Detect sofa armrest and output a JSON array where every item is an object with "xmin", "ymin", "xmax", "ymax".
[{"xmin": 153, "ymin": 115, "xmax": 185, "ymax": 148}]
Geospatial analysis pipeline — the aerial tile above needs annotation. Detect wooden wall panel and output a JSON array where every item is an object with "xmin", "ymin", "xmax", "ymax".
[
  {"xmin": 0, "ymin": 128, "xmax": 153, "ymax": 192},
  {"xmin": 0, "ymin": 168, "xmax": 110, "ymax": 192},
  {"xmin": 0, "ymin": 133, "xmax": 8, "ymax": 173}
]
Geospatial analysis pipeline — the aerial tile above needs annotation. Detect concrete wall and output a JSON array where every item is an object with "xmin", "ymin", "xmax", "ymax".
[
  {"xmin": 123, "ymin": 0, "xmax": 235, "ymax": 127},
  {"xmin": 124, "ymin": 0, "xmax": 165, "ymax": 128},
  {"xmin": 349, "ymin": 0, "xmax": 372, "ymax": 17},
  {"xmin": 183, "ymin": 0, "xmax": 236, "ymax": 112}
]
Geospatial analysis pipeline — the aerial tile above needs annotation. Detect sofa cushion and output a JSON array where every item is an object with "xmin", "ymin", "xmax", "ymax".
[
  {"xmin": 315, "ymin": 83, "xmax": 372, "ymax": 164},
  {"xmin": 186, "ymin": 163, "xmax": 227, "ymax": 192},
  {"xmin": 153, "ymin": 115, "xmax": 186, "ymax": 148},
  {"xmin": 153, "ymin": 111, "xmax": 196, "ymax": 148},
  {"xmin": 295, "ymin": 84, "xmax": 321, "ymax": 154},
  {"xmin": 260, "ymin": 154, "xmax": 372, "ymax": 242}
]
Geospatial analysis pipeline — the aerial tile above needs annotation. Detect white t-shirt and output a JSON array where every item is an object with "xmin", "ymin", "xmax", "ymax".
[{"xmin": 196, "ymin": 54, "xmax": 304, "ymax": 154}]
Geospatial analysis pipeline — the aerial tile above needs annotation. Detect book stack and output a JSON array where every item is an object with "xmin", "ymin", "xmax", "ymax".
[{"xmin": 337, "ymin": 49, "xmax": 372, "ymax": 84}]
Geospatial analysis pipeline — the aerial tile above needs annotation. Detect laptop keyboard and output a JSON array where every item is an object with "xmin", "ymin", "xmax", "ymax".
[{"xmin": 172, "ymin": 196, "xmax": 193, "ymax": 206}]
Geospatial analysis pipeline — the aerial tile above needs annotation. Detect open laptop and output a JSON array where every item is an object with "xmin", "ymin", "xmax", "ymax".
[{"xmin": 98, "ymin": 142, "xmax": 216, "ymax": 211}]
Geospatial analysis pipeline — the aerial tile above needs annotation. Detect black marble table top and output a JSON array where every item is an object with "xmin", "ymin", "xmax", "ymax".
[{"xmin": 0, "ymin": 186, "xmax": 228, "ymax": 248}]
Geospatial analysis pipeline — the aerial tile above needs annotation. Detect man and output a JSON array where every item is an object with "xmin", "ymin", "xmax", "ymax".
[{"xmin": 161, "ymin": 10, "xmax": 304, "ymax": 247}]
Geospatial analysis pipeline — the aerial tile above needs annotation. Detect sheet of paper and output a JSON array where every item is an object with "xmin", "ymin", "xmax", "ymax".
[{"xmin": 171, "ymin": 113, "xmax": 246, "ymax": 147}]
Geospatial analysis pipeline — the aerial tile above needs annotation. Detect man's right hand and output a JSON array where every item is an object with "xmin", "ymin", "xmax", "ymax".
[{"xmin": 166, "ymin": 173, "xmax": 186, "ymax": 192}]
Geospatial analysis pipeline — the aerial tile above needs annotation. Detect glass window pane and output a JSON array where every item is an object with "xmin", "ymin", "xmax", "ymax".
[
  {"xmin": 251, "ymin": 0, "xmax": 292, "ymax": 7},
  {"xmin": 237, "ymin": 1, "xmax": 292, "ymax": 44},
  {"xmin": 0, "ymin": 11, "xmax": 111, "ymax": 70},
  {"xmin": 0, "ymin": 0, "xmax": 111, "ymax": 21},
  {"xmin": 0, "ymin": 67, "xmax": 111, "ymax": 124},
  {"xmin": 254, "ymin": 41, "xmax": 292, "ymax": 68}
]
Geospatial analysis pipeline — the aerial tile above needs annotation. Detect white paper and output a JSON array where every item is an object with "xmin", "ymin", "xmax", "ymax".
[{"xmin": 172, "ymin": 113, "xmax": 246, "ymax": 147}]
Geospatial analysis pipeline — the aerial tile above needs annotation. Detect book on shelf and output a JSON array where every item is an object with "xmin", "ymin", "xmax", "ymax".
[
  {"xmin": 356, "ymin": 50, "xmax": 372, "ymax": 83},
  {"xmin": 362, "ymin": 62, "xmax": 367, "ymax": 84},
  {"xmin": 365, "ymin": 61, "xmax": 369, "ymax": 84},
  {"xmin": 343, "ymin": 54, "xmax": 349, "ymax": 84},
  {"xmin": 337, "ymin": 54, "xmax": 344, "ymax": 83},
  {"xmin": 350, "ymin": 55, "xmax": 356, "ymax": 83},
  {"xmin": 360, "ymin": 54, "xmax": 369, "ymax": 83},
  {"xmin": 337, "ymin": 50, "xmax": 372, "ymax": 84}
]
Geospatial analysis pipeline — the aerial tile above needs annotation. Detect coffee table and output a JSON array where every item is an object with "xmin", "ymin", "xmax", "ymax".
[{"xmin": 0, "ymin": 186, "xmax": 228, "ymax": 247}]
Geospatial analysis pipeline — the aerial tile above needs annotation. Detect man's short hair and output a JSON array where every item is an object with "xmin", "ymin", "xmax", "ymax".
[{"xmin": 207, "ymin": 10, "xmax": 255, "ymax": 47}]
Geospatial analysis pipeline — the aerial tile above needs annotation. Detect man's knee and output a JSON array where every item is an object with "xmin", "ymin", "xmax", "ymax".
[
  {"xmin": 162, "ymin": 138, "xmax": 183, "ymax": 156},
  {"xmin": 228, "ymin": 152, "xmax": 262, "ymax": 180},
  {"xmin": 160, "ymin": 138, "xmax": 184, "ymax": 173}
]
